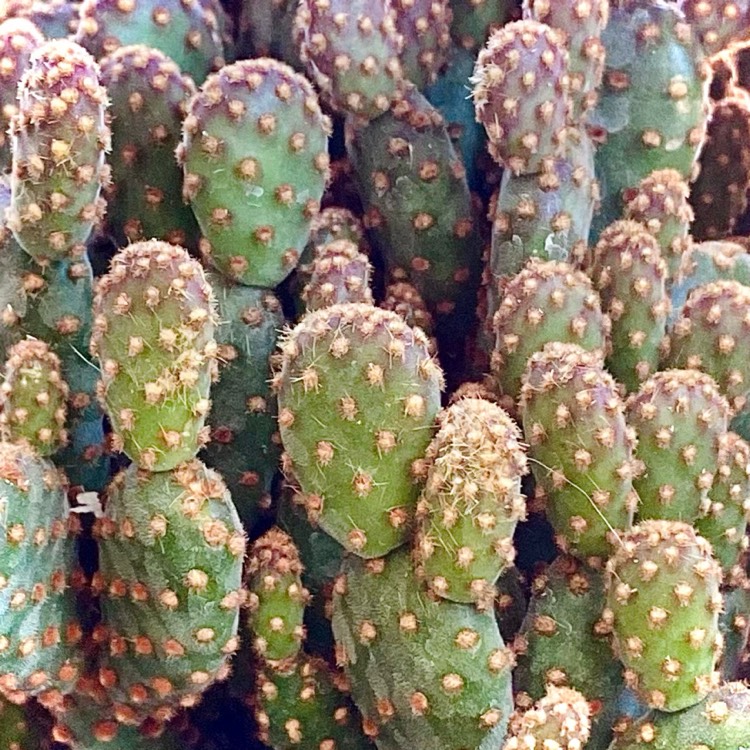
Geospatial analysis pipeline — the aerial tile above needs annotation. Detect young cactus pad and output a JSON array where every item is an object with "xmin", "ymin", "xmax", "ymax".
[
  {"xmin": 276, "ymin": 303, "xmax": 443, "ymax": 558},
  {"xmin": 90, "ymin": 240, "xmax": 217, "ymax": 472},
  {"xmin": 179, "ymin": 58, "xmax": 331, "ymax": 289}
]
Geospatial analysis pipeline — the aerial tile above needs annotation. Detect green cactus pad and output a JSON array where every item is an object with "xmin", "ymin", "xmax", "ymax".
[
  {"xmin": 667, "ymin": 279, "xmax": 750, "ymax": 412},
  {"xmin": 520, "ymin": 342, "xmax": 637, "ymax": 560},
  {"xmin": 0, "ymin": 338, "xmax": 68, "ymax": 455},
  {"xmin": 93, "ymin": 460, "xmax": 245, "ymax": 726},
  {"xmin": 294, "ymin": 0, "xmax": 405, "ymax": 121},
  {"xmin": 0, "ymin": 0, "xmax": 79, "ymax": 40},
  {"xmin": 682, "ymin": 0, "xmax": 750, "ymax": 54},
  {"xmin": 449, "ymin": 0, "xmax": 517, "ymax": 51},
  {"xmin": 75, "ymin": 0, "xmax": 223, "ymax": 85},
  {"xmin": 393, "ymin": 0, "xmax": 452, "ymax": 90},
  {"xmin": 7, "ymin": 39, "xmax": 110, "ymax": 264},
  {"xmin": 514, "ymin": 555, "xmax": 624, "ymax": 750},
  {"xmin": 201, "ymin": 276, "xmax": 282, "ymax": 533},
  {"xmin": 414, "ymin": 397, "xmax": 528, "ymax": 608},
  {"xmin": 179, "ymin": 57, "xmax": 331, "ymax": 289},
  {"xmin": 100, "ymin": 45, "xmax": 201, "ymax": 251},
  {"xmin": 609, "ymin": 681, "xmax": 750, "ymax": 749},
  {"xmin": 0, "ymin": 442, "xmax": 83, "ymax": 708},
  {"xmin": 695, "ymin": 432, "xmax": 750, "ymax": 574},
  {"xmin": 604, "ymin": 520, "xmax": 723, "ymax": 712},
  {"xmin": 627, "ymin": 369, "xmax": 730, "ymax": 522},
  {"xmin": 332, "ymin": 549, "xmax": 515, "ymax": 750},
  {"xmin": 247, "ymin": 528, "xmax": 310, "ymax": 665},
  {"xmin": 0, "ymin": 18, "xmax": 43, "ymax": 173},
  {"xmin": 253, "ymin": 655, "xmax": 372, "ymax": 750},
  {"xmin": 503, "ymin": 685, "xmax": 591, "ymax": 750},
  {"xmin": 90, "ymin": 240, "xmax": 217, "ymax": 472},
  {"xmin": 588, "ymin": 220, "xmax": 670, "ymax": 391},
  {"xmin": 276, "ymin": 303, "xmax": 443, "ymax": 558},
  {"xmin": 492, "ymin": 258, "xmax": 610, "ymax": 403},
  {"xmin": 472, "ymin": 20, "xmax": 571, "ymax": 175}
]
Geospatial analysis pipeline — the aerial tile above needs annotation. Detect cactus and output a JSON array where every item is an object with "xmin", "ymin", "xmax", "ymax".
[
  {"xmin": 253, "ymin": 655, "xmax": 372, "ymax": 750},
  {"xmin": 719, "ymin": 572, "xmax": 750, "ymax": 680},
  {"xmin": 346, "ymin": 86, "xmax": 482, "ymax": 343},
  {"xmin": 513, "ymin": 555, "xmax": 624, "ymax": 750},
  {"xmin": 587, "ymin": 220, "xmax": 669, "ymax": 391},
  {"xmin": 681, "ymin": 0, "xmax": 750, "ymax": 55},
  {"xmin": 492, "ymin": 259, "xmax": 610, "ymax": 403},
  {"xmin": 690, "ymin": 95, "xmax": 750, "ymax": 242},
  {"xmin": 302, "ymin": 240, "xmax": 373, "ymax": 312},
  {"xmin": 472, "ymin": 20, "xmax": 571, "ymax": 175},
  {"xmin": 75, "ymin": 0, "xmax": 223, "ymax": 85},
  {"xmin": 589, "ymin": 0, "xmax": 708, "ymax": 237},
  {"xmin": 178, "ymin": 58, "xmax": 331, "ymax": 289},
  {"xmin": 502, "ymin": 685, "xmax": 591, "ymax": 750},
  {"xmin": 294, "ymin": 0, "xmax": 405, "ymax": 122},
  {"xmin": 519, "ymin": 342, "xmax": 637, "ymax": 560},
  {"xmin": 393, "ymin": 0, "xmax": 453, "ymax": 90},
  {"xmin": 449, "ymin": 0, "xmax": 517, "ymax": 50},
  {"xmin": 332, "ymin": 550, "xmax": 516, "ymax": 750},
  {"xmin": 200, "ymin": 275, "xmax": 282, "ymax": 532},
  {"xmin": 609, "ymin": 681, "xmax": 750, "ymax": 749},
  {"xmin": 276, "ymin": 303, "xmax": 443, "ymax": 558},
  {"xmin": 247, "ymin": 528, "xmax": 310, "ymax": 666},
  {"xmin": 695, "ymin": 432, "xmax": 750, "ymax": 574},
  {"xmin": 92, "ymin": 459, "xmax": 245, "ymax": 726},
  {"xmin": 603, "ymin": 520, "xmax": 723, "ymax": 712},
  {"xmin": 413, "ymin": 397, "xmax": 528, "ymax": 608},
  {"xmin": 0, "ymin": 0, "xmax": 79, "ymax": 39},
  {"xmin": 0, "ymin": 338, "xmax": 68, "ymax": 456},
  {"xmin": 0, "ymin": 442, "xmax": 83, "ymax": 708},
  {"xmin": 0, "ymin": 18, "xmax": 43, "ymax": 174},
  {"xmin": 7, "ymin": 39, "xmax": 110, "ymax": 264},
  {"xmin": 525, "ymin": 0, "xmax": 609, "ymax": 118},
  {"xmin": 626, "ymin": 369, "xmax": 730, "ymax": 522},
  {"xmin": 622, "ymin": 169, "xmax": 694, "ymax": 283},
  {"xmin": 100, "ymin": 45, "xmax": 200, "ymax": 251},
  {"xmin": 381, "ymin": 282, "xmax": 436, "ymax": 350},
  {"xmin": 90, "ymin": 240, "xmax": 217, "ymax": 472},
  {"xmin": 0, "ymin": 698, "xmax": 44, "ymax": 750},
  {"xmin": 487, "ymin": 126, "xmax": 599, "ymax": 284},
  {"xmin": 667, "ymin": 279, "xmax": 750, "ymax": 412}
]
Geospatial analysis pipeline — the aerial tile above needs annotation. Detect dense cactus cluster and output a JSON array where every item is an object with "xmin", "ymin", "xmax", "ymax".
[{"xmin": 2, "ymin": 2, "xmax": 750, "ymax": 750}]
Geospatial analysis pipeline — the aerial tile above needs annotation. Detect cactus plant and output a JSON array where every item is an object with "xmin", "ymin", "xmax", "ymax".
[
  {"xmin": 179, "ymin": 58, "xmax": 331, "ymax": 289},
  {"xmin": 276, "ymin": 303, "xmax": 443, "ymax": 558},
  {"xmin": 449, "ymin": 0, "xmax": 517, "ymax": 50},
  {"xmin": 302, "ymin": 240, "xmax": 373, "ymax": 312},
  {"xmin": 603, "ymin": 520, "xmax": 723, "ymax": 712},
  {"xmin": 7, "ymin": 39, "xmax": 110, "ymax": 264}
]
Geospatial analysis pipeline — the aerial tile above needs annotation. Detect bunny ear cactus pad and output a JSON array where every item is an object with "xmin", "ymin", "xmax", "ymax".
[
  {"xmin": 75, "ymin": 0, "xmax": 223, "ymax": 85},
  {"xmin": 0, "ymin": 443, "xmax": 83, "ymax": 708},
  {"xmin": 0, "ymin": 18, "xmax": 43, "ymax": 173},
  {"xmin": 253, "ymin": 654, "xmax": 373, "ymax": 750},
  {"xmin": 247, "ymin": 528, "xmax": 309, "ymax": 665},
  {"xmin": 449, "ymin": 0, "xmax": 517, "ymax": 51},
  {"xmin": 588, "ymin": 219, "xmax": 670, "ymax": 392},
  {"xmin": 179, "ymin": 58, "xmax": 331, "ymax": 289},
  {"xmin": 7, "ymin": 39, "xmax": 110, "ymax": 264},
  {"xmin": 492, "ymin": 259, "xmax": 610, "ymax": 402},
  {"xmin": 302, "ymin": 240, "xmax": 373, "ymax": 312},
  {"xmin": 667, "ymin": 279, "xmax": 750, "ymax": 413},
  {"xmin": 610, "ymin": 681, "xmax": 750, "ymax": 749},
  {"xmin": 414, "ymin": 397, "xmax": 528, "ymax": 608},
  {"xmin": 0, "ymin": 338, "xmax": 68, "ymax": 456},
  {"xmin": 332, "ymin": 550, "xmax": 516, "ymax": 750},
  {"xmin": 90, "ymin": 240, "xmax": 217, "ymax": 472},
  {"xmin": 472, "ymin": 20, "xmax": 572, "ymax": 175},
  {"xmin": 519, "ymin": 342, "xmax": 638, "ymax": 560},
  {"xmin": 626, "ymin": 369, "xmax": 729, "ymax": 522},
  {"xmin": 93, "ymin": 460, "xmax": 245, "ymax": 727},
  {"xmin": 276, "ymin": 303, "xmax": 443, "ymax": 558},
  {"xmin": 201, "ymin": 275, "xmax": 283, "ymax": 532},
  {"xmin": 603, "ymin": 520, "xmax": 723, "ymax": 712},
  {"xmin": 294, "ymin": 0, "xmax": 405, "ymax": 122},
  {"xmin": 502, "ymin": 685, "xmax": 591, "ymax": 750},
  {"xmin": 100, "ymin": 45, "xmax": 200, "ymax": 251},
  {"xmin": 681, "ymin": 0, "xmax": 750, "ymax": 55}
]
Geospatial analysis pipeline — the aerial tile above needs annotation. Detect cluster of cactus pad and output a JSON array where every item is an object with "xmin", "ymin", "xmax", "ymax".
[{"xmin": 2, "ymin": 2, "xmax": 750, "ymax": 750}]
